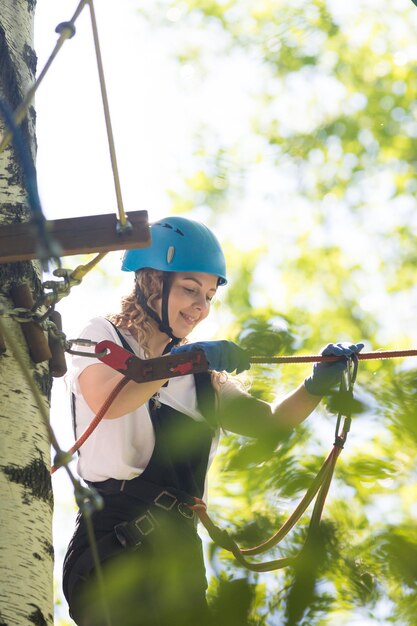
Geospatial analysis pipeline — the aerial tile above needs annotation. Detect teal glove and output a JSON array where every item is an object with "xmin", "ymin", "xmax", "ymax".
[
  {"xmin": 304, "ymin": 342, "xmax": 364, "ymax": 396},
  {"xmin": 171, "ymin": 341, "xmax": 251, "ymax": 374}
]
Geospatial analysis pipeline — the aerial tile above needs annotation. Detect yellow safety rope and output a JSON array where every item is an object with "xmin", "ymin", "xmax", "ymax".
[{"xmin": 70, "ymin": 252, "xmax": 107, "ymax": 283}]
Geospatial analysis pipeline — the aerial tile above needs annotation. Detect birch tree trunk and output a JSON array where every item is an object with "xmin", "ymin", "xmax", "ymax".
[{"xmin": 0, "ymin": 1, "xmax": 53, "ymax": 625}]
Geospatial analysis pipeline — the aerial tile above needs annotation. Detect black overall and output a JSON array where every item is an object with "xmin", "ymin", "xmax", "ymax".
[{"xmin": 63, "ymin": 331, "xmax": 216, "ymax": 626}]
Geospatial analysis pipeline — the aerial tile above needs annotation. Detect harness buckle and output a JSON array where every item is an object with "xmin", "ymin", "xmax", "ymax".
[
  {"xmin": 114, "ymin": 521, "xmax": 141, "ymax": 549},
  {"xmin": 154, "ymin": 490, "xmax": 177, "ymax": 511},
  {"xmin": 178, "ymin": 502, "xmax": 195, "ymax": 520},
  {"xmin": 134, "ymin": 512, "xmax": 157, "ymax": 536}
]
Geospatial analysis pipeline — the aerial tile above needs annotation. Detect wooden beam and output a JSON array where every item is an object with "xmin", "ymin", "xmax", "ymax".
[{"xmin": 0, "ymin": 210, "xmax": 150, "ymax": 263}]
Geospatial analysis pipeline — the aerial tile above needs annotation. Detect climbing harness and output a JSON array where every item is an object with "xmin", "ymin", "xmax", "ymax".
[{"xmin": 51, "ymin": 350, "xmax": 365, "ymax": 573}]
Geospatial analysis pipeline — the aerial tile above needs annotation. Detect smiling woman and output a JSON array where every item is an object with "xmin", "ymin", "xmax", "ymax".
[
  {"xmin": 62, "ymin": 216, "xmax": 238, "ymax": 626},
  {"xmin": 168, "ymin": 273, "xmax": 218, "ymax": 333},
  {"xmin": 62, "ymin": 215, "xmax": 362, "ymax": 626}
]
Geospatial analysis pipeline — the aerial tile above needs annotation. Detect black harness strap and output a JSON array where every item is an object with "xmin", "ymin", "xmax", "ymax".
[
  {"xmin": 71, "ymin": 320, "xmax": 134, "ymax": 441},
  {"xmin": 107, "ymin": 319, "xmax": 135, "ymax": 352}
]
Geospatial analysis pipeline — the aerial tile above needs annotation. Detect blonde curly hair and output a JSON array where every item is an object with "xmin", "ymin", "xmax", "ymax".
[
  {"xmin": 108, "ymin": 269, "xmax": 184, "ymax": 357},
  {"xmin": 108, "ymin": 268, "xmax": 237, "ymax": 392}
]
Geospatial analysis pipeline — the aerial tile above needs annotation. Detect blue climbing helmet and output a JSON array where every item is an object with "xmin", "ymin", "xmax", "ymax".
[
  {"xmin": 121, "ymin": 216, "xmax": 227, "ymax": 285},
  {"xmin": 122, "ymin": 216, "xmax": 227, "ymax": 345}
]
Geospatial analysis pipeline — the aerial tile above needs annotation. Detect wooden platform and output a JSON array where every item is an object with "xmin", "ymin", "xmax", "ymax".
[{"xmin": 0, "ymin": 210, "xmax": 150, "ymax": 263}]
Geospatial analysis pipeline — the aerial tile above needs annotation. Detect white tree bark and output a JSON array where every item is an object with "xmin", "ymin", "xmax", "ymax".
[{"xmin": 0, "ymin": 2, "xmax": 53, "ymax": 625}]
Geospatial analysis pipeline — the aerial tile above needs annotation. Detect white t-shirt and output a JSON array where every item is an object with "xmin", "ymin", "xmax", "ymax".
[{"xmin": 71, "ymin": 317, "xmax": 244, "ymax": 483}]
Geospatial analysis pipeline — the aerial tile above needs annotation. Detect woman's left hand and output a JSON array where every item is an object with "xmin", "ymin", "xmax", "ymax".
[
  {"xmin": 171, "ymin": 340, "xmax": 251, "ymax": 374},
  {"xmin": 304, "ymin": 342, "xmax": 364, "ymax": 396}
]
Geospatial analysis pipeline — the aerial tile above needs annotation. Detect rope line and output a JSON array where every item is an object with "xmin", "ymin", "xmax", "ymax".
[
  {"xmin": 87, "ymin": 0, "xmax": 129, "ymax": 230},
  {"xmin": 190, "ymin": 445, "xmax": 341, "ymax": 573},
  {"xmin": 51, "ymin": 376, "xmax": 129, "ymax": 473},
  {"xmin": 250, "ymin": 349, "xmax": 417, "ymax": 364},
  {"xmin": 242, "ymin": 446, "xmax": 339, "ymax": 556},
  {"xmin": 70, "ymin": 252, "xmax": 108, "ymax": 283}
]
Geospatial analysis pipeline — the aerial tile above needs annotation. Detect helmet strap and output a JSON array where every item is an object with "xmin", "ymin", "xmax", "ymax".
[
  {"xmin": 160, "ymin": 272, "xmax": 181, "ymax": 350},
  {"xmin": 135, "ymin": 275, "xmax": 180, "ymax": 346},
  {"xmin": 160, "ymin": 272, "xmax": 171, "ymax": 335}
]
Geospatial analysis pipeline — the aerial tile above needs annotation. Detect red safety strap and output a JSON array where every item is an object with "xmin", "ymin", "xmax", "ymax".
[
  {"xmin": 51, "ymin": 376, "xmax": 129, "ymax": 473},
  {"xmin": 190, "ymin": 442, "xmax": 343, "ymax": 572}
]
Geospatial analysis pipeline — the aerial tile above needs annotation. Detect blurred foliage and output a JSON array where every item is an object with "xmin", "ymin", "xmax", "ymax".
[
  {"xmin": 38, "ymin": 0, "xmax": 417, "ymax": 623},
  {"xmin": 136, "ymin": 0, "xmax": 417, "ymax": 624}
]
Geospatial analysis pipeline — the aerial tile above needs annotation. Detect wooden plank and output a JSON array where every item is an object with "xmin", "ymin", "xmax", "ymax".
[{"xmin": 0, "ymin": 210, "xmax": 150, "ymax": 263}]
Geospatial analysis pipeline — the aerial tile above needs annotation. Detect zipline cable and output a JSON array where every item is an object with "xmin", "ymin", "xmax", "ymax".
[{"xmin": 250, "ymin": 348, "xmax": 417, "ymax": 364}]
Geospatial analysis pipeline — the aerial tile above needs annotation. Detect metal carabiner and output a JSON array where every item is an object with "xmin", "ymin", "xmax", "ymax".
[
  {"xmin": 344, "ymin": 353, "xmax": 359, "ymax": 391},
  {"xmin": 66, "ymin": 338, "xmax": 109, "ymax": 358},
  {"xmin": 334, "ymin": 353, "xmax": 359, "ymax": 447}
]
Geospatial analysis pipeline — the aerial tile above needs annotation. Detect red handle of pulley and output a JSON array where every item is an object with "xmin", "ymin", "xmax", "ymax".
[{"xmin": 95, "ymin": 340, "xmax": 133, "ymax": 370}]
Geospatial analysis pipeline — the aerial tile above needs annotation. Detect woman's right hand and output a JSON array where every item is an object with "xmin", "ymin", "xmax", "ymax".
[
  {"xmin": 304, "ymin": 342, "xmax": 364, "ymax": 396},
  {"xmin": 171, "ymin": 340, "xmax": 251, "ymax": 374}
]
